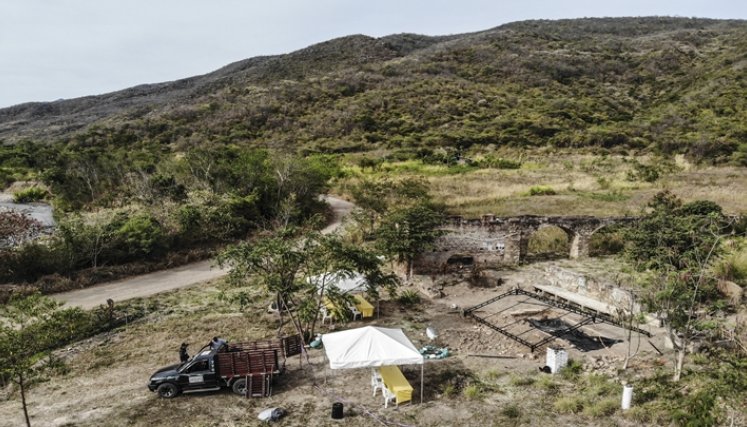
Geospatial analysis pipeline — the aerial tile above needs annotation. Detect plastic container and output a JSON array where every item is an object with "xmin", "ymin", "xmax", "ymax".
[
  {"xmin": 621, "ymin": 385, "xmax": 634, "ymax": 410},
  {"xmin": 331, "ymin": 402, "xmax": 344, "ymax": 419},
  {"xmin": 546, "ymin": 347, "xmax": 568, "ymax": 374}
]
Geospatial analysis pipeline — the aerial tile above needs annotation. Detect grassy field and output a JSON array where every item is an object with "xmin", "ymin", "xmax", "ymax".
[{"xmin": 337, "ymin": 153, "xmax": 747, "ymax": 217}]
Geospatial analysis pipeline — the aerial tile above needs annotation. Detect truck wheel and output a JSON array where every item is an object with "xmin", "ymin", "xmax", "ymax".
[
  {"xmin": 157, "ymin": 383, "xmax": 179, "ymax": 398},
  {"xmin": 232, "ymin": 378, "xmax": 247, "ymax": 395}
]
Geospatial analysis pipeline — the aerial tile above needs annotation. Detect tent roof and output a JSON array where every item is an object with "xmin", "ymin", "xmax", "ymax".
[
  {"xmin": 308, "ymin": 271, "xmax": 367, "ymax": 294},
  {"xmin": 322, "ymin": 326, "xmax": 424, "ymax": 369}
]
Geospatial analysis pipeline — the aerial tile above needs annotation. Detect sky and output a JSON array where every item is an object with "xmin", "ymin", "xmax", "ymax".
[{"xmin": 1, "ymin": 1, "xmax": 745, "ymax": 108}]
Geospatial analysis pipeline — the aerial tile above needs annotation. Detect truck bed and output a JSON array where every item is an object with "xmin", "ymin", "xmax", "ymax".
[{"xmin": 216, "ymin": 349, "xmax": 281, "ymax": 377}]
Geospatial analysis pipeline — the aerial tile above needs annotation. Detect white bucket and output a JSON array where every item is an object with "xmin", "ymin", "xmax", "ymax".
[
  {"xmin": 546, "ymin": 347, "xmax": 568, "ymax": 374},
  {"xmin": 621, "ymin": 385, "xmax": 634, "ymax": 410}
]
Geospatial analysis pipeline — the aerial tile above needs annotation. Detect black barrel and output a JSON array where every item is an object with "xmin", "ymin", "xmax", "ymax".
[{"xmin": 331, "ymin": 402, "xmax": 344, "ymax": 419}]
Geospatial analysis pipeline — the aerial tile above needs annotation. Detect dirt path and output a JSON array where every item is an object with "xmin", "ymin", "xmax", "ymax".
[{"xmin": 52, "ymin": 196, "xmax": 355, "ymax": 310}]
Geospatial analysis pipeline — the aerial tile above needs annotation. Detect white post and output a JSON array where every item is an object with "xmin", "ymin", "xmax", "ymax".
[
  {"xmin": 420, "ymin": 363, "xmax": 424, "ymax": 404},
  {"xmin": 621, "ymin": 385, "xmax": 634, "ymax": 410}
]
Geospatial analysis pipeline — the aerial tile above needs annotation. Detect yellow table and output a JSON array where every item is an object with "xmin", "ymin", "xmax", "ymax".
[
  {"xmin": 353, "ymin": 294, "xmax": 375, "ymax": 318},
  {"xmin": 379, "ymin": 365, "xmax": 413, "ymax": 405},
  {"xmin": 323, "ymin": 295, "xmax": 375, "ymax": 320}
]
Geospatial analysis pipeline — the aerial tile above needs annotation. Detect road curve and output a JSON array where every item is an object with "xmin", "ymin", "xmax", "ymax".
[{"xmin": 52, "ymin": 196, "xmax": 355, "ymax": 310}]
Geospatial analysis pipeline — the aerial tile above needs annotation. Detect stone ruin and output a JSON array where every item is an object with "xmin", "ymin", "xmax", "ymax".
[{"xmin": 414, "ymin": 214, "xmax": 636, "ymax": 274}]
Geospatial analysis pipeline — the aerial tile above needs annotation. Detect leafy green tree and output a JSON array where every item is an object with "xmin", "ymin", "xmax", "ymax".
[
  {"xmin": 0, "ymin": 294, "xmax": 87, "ymax": 427},
  {"xmin": 56, "ymin": 214, "xmax": 114, "ymax": 269},
  {"xmin": 624, "ymin": 191, "xmax": 734, "ymax": 381},
  {"xmin": 218, "ymin": 225, "xmax": 396, "ymax": 340},
  {"xmin": 349, "ymin": 177, "xmax": 431, "ymax": 237},
  {"xmin": 376, "ymin": 202, "xmax": 445, "ymax": 279},
  {"xmin": 112, "ymin": 213, "xmax": 166, "ymax": 261}
]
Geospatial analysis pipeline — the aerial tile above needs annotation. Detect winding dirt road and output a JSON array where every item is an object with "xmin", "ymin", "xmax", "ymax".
[{"xmin": 52, "ymin": 196, "xmax": 355, "ymax": 309}]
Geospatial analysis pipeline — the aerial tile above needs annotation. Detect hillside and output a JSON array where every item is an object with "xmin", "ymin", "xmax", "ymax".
[{"xmin": 1, "ymin": 17, "xmax": 747, "ymax": 163}]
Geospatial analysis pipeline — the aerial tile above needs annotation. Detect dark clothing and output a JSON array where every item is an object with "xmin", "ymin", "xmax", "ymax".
[{"xmin": 179, "ymin": 347, "xmax": 189, "ymax": 363}]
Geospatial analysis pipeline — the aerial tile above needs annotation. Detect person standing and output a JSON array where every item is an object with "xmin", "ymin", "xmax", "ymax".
[
  {"xmin": 179, "ymin": 342, "xmax": 190, "ymax": 363},
  {"xmin": 209, "ymin": 336, "xmax": 226, "ymax": 351}
]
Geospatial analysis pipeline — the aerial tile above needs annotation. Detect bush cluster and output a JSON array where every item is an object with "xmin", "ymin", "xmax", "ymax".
[{"xmin": 12, "ymin": 187, "xmax": 48, "ymax": 203}]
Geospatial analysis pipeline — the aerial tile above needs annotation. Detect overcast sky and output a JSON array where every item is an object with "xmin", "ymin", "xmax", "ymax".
[{"xmin": 1, "ymin": 1, "xmax": 745, "ymax": 108}]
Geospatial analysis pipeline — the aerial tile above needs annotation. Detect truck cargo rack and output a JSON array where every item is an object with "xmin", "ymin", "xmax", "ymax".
[
  {"xmin": 217, "ymin": 334, "xmax": 303, "ymax": 398},
  {"xmin": 246, "ymin": 372, "xmax": 273, "ymax": 397}
]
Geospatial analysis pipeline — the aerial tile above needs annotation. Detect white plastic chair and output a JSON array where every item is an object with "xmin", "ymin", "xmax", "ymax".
[
  {"xmin": 320, "ymin": 307, "xmax": 334, "ymax": 325},
  {"xmin": 371, "ymin": 369, "xmax": 384, "ymax": 396},
  {"xmin": 383, "ymin": 387, "xmax": 396, "ymax": 408},
  {"xmin": 348, "ymin": 304, "xmax": 362, "ymax": 321}
]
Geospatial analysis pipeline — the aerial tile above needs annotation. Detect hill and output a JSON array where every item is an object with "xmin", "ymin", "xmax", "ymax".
[{"xmin": 1, "ymin": 17, "xmax": 746, "ymax": 163}]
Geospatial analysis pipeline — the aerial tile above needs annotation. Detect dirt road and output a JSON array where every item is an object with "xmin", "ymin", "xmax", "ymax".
[{"xmin": 52, "ymin": 196, "xmax": 355, "ymax": 309}]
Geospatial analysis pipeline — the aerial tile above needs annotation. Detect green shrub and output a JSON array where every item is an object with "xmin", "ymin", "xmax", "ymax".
[
  {"xmin": 713, "ymin": 248, "xmax": 747, "ymax": 284},
  {"xmin": 510, "ymin": 375, "xmax": 536, "ymax": 387},
  {"xmin": 553, "ymin": 396, "xmax": 584, "ymax": 414},
  {"xmin": 583, "ymin": 398, "xmax": 618, "ymax": 417},
  {"xmin": 501, "ymin": 404, "xmax": 521, "ymax": 419},
  {"xmin": 670, "ymin": 390, "xmax": 720, "ymax": 426},
  {"xmin": 397, "ymin": 289, "xmax": 421, "ymax": 306},
  {"xmin": 584, "ymin": 374, "xmax": 617, "ymax": 397},
  {"xmin": 585, "ymin": 190, "xmax": 630, "ymax": 202},
  {"xmin": 589, "ymin": 228, "xmax": 625, "ymax": 256},
  {"xmin": 148, "ymin": 173, "xmax": 186, "ymax": 201},
  {"xmin": 625, "ymin": 159, "xmax": 677, "ymax": 183},
  {"xmin": 112, "ymin": 213, "xmax": 166, "ymax": 260},
  {"xmin": 441, "ymin": 383, "xmax": 457, "ymax": 398},
  {"xmin": 478, "ymin": 155, "xmax": 522, "ymax": 169},
  {"xmin": 463, "ymin": 384, "xmax": 483, "ymax": 400},
  {"xmin": 13, "ymin": 186, "xmax": 48, "ymax": 203},
  {"xmin": 0, "ymin": 242, "xmax": 67, "ymax": 283},
  {"xmin": 528, "ymin": 185, "xmax": 557, "ymax": 196},
  {"xmin": 0, "ymin": 168, "xmax": 14, "ymax": 188},
  {"xmin": 485, "ymin": 369, "xmax": 505, "ymax": 381},
  {"xmin": 559, "ymin": 359, "xmax": 583, "ymax": 379},
  {"xmin": 536, "ymin": 375, "xmax": 560, "ymax": 393}
]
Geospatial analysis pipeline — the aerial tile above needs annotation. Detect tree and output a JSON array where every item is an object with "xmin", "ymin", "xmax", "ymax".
[
  {"xmin": 624, "ymin": 191, "xmax": 735, "ymax": 381},
  {"xmin": 218, "ymin": 225, "xmax": 396, "ymax": 341},
  {"xmin": 0, "ymin": 293, "xmax": 87, "ymax": 427},
  {"xmin": 376, "ymin": 201, "xmax": 445, "ymax": 279}
]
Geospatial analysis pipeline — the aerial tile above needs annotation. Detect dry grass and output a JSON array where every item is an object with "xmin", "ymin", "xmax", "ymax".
[{"xmin": 339, "ymin": 154, "xmax": 747, "ymax": 217}]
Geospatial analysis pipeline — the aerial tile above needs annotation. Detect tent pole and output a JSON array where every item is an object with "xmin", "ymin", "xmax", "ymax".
[{"xmin": 420, "ymin": 363, "xmax": 424, "ymax": 404}]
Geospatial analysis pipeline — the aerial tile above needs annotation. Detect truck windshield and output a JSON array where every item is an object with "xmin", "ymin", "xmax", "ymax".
[{"xmin": 185, "ymin": 360, "xmax": 209, "ymax": 373}]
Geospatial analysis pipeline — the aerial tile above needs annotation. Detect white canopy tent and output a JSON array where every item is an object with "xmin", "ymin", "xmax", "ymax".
[
  {"xmin": 322, "ymin": 326, "xmax": 425, "ymax": 403},
  {"xmin": 308, "ymin": 271, "xmax": 368, "ymax": 294}
]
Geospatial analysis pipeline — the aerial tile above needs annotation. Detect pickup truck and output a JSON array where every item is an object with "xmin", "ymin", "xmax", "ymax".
[{"xmin": 148, "ymin": 339, "xmax": 295, "ymax": 398}]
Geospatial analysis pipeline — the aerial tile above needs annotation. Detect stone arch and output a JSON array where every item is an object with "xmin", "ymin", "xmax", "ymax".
[
  {"xmin": 588, "ymin": 222, "xmax": 625, "ymax": 257},
  {"xmin": 525, "ymin": 224, "xmax": 574, "ymax": 261}
]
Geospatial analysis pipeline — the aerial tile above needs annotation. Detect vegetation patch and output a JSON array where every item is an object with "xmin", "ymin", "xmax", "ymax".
[
  {"xmin": 528, "ymin": 185, "xmax": 557, "ymax": 196},
  {"xmin": 12, "ymin": 186, "xmax": 48, "ymax": 203}
]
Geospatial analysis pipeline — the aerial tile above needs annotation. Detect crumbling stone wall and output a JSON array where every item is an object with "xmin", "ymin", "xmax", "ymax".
[
  {"xmin": 414, "ymin": 214, "xmax": 634, "ymax": 274},
  {"xmin": 540, "ymin": 266, "xmax": 639, "ymax": 313}
]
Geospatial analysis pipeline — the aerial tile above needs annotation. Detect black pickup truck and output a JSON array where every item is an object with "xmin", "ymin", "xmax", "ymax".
[{"xmin": 148, "ymin": 337, "xmax": 302, "ymax": 398}]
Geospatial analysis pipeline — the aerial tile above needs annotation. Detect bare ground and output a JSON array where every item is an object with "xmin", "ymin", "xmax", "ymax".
[{"xmin": 0, "ymin": 260, "xmax": 673, "ymax": 427}]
